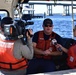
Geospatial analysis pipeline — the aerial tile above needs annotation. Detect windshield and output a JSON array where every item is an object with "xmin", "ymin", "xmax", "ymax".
[{"xmin": 0, "ymin": 10, "xmax": 9, "ymax": 19}]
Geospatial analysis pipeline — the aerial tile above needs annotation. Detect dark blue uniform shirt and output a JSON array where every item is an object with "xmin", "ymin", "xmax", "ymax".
[{"xmin": 32, "ymin": 31, "xmax": 64, "ymax": 46}]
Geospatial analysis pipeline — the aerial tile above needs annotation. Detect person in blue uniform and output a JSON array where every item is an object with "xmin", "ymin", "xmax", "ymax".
[{"xmin": 26, "ymin": 18, "xmax": 67, "ymax": 74}]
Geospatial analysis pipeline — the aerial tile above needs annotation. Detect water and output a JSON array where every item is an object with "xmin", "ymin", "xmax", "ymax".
[
  {"xmin": 26, "ymin": 14, "xmax": 76, "ymax": 38},
  {"xmin": 0, "ymin": 13, "xmax": 75, "ymax": 38}
]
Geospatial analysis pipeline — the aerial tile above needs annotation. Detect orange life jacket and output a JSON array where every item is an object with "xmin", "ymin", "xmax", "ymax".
[
  {"xmin": 0, "ymin": 38, "xmax": 28, "ymax": 70},
  {"xmin": 35, "ymin": 31, "xmax": 56, "ymax": 59},
  {"xmin": 67, "ymin": 43, "xmax": 76, "ymax": 68}
]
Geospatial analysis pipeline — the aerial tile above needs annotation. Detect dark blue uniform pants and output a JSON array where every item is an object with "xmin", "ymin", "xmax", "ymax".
[{"xmin": 26, "ymin": 58, "xmax": 56, "ymax": 74}]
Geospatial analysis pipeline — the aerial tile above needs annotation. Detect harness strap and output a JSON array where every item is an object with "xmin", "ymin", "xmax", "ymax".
[{"xmin": 0, "ymin": 59, "xmax": 28, "ymax": 70}]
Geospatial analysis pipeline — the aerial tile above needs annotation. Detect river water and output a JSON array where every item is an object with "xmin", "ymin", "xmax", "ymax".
[{"xmin": 26, "ymin": 14, "xmax": 76, "ymax": 38}]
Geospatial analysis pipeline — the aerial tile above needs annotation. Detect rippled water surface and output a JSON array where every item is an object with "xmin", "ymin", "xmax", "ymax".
[{"xmin": 26, "ymin": 14, "xmax": 76, "ymax": 38}]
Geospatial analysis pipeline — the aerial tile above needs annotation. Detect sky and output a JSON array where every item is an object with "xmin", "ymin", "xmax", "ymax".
[{"xmin": 25, "ymin": 1, "xmax": 76, "ymax": 14}]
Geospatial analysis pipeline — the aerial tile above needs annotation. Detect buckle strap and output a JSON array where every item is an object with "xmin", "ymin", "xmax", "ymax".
[{"xmin": 0, "ymin": 59, "xmax": 28, "ymax": 70}]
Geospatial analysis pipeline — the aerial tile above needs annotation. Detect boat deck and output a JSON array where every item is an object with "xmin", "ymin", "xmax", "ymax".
[{"xmin": 29, "ymin": 69, "xmax": 76, "ymax": 75}]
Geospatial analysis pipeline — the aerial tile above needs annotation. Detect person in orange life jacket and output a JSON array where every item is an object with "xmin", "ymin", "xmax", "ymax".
[
  {"xmin": 58, "ymin": 25, "xmax": 76, "ymax": 69},
  {"xmin": 0, "ymin": 17, "xmax": 34, "ymax": 75},
  {"xmin": 26, "ymin": 18, "xmax": 67, "ymax": 74}
]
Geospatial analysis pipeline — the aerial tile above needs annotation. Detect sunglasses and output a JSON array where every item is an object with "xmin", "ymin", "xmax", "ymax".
[{"xmin": 44, "ymin": 24, "xmax": 53, "ymax": 27}]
